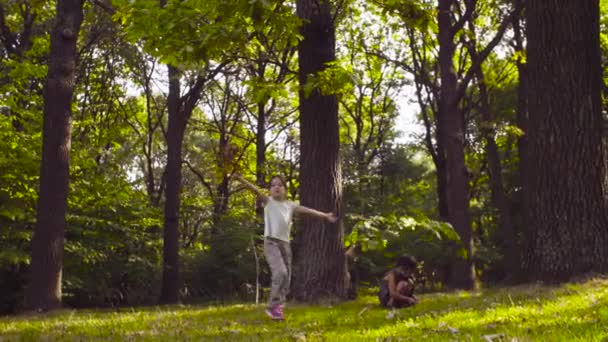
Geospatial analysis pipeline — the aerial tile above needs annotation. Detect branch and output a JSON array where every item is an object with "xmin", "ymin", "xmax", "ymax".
[
  {"xmin": 91, "ymin": 0, "xmax": 116, "ymax": 15},
  {"xmin": 182, "ymin": 75, "xmax": 206, "ymax": 116},
  {"xmin": 451, "ymin": 0, "xmax": 476, "ymax": 38},
  {"xmin": 182, "ymin": 61, "xmax": 231, "ymax": 116},
  {"xmin": 332, "ymin": 0, "xmax": 348, "ymax": 24},
  {"xmin": 184, "ymin": 159, "xmax": 214, "ymax": 197},
  {"xmin": 369, "ymin": 50, "xmax": 415, "ymax": 74},
  {"xmin": 455, "ymin": 3, "xmax": 523, "ymax": 102},
  {"xmin": 265, "ymin": 115, "xmax": 298, "ymax": 148}
]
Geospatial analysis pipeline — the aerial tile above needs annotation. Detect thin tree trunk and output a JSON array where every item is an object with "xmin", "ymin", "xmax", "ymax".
[
  {"xmin": 409, "ymin": 42, "xmax": 449, "ymax": 221},
  {"xmin": 524, "ymin": 0, "xmax": 608, "ymax": 281},
  {"xmin": 465, "ymin": 17, "xmax": 519, "ymax": 279},
  {"xmin": 251, "ymin": 237, "xmax": 260, "ymax": 304},
  {"xmin": 211, "ymin": 176, "xmax": 230, "ymax": 230},
  {"xmin": 255, "ymin": 98, "xmax": 267, "ymax": 219},
  {"xmin": 292, "ymin": 0, "xmax": 347, "ymax": 302},
  {"xmin": 24, "ymin": 0, "xmax": 84, "ymax": 312},
  {"xmin": 474, "ymin": 66, "xmax": 518, "ymax": 279},
  {"xmin": 512, "ymin": 3, "xmax": 528, "ymax": 281}
]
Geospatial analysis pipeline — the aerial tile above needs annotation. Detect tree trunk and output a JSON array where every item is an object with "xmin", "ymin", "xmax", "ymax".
[
  {"xmin": 475, "ymin": 67, "xmax": 518, "ymax": 279},
  {"xmin": 410, "ymin": 51, "xmax": 449, "ymax": 221},
  {"xmin": 211, "ymin": 175, "xmax": 230, "ymax": 230},
  {"xmin": 512, "ymin": 4, "xmax": 528, "ymax": 281},
  {"xmin": 255, "ymin": 98, "xmax": 267, "ymax": 219},
  {"xmin": 524, "ymin": 0, "xmax": 608, "ymax": 281},
  {"xmin": 437, "ymin": 0, "xmax": 475, "ymax": 289},
  {"xmin": 292, "ymin": 0, "xmax": 347, "ymax": 302},
  {"xmin": 466, "ymin": 18, "xmax": 519, "ymax": 278},
  {"xmin": 159, "ymin": 67, "xmax": 206, "ymax": 303},
  {"xmin": 23, "ymin": 0, "xmax": 84, "ymax": 312},
  {"xmin": 435, "ymin": 139, "xmax": 449, "ymax": 221},
  {"xmin": 160, "ymin": 65, "xmax": 186, "ymax": 304}
]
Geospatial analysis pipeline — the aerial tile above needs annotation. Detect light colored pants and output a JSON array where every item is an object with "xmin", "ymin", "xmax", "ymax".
[{"xmin": 264, "ymin": 237, "xmax": 292, "ymax": 307}]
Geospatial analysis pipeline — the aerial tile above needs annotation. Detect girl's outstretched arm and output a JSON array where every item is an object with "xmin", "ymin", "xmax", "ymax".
[
  {"xmin": 294, "ymin": 205, "xmax": 338, "ymax": 222},
  {"xmin": 234, "ymin": 174, "xmax": 269, "ymax": 204}
]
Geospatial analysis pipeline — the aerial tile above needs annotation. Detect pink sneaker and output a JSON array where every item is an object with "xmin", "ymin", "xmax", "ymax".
[{"xmin": 265, "ymin": 304, "xmax": 284, "ymax": 320}]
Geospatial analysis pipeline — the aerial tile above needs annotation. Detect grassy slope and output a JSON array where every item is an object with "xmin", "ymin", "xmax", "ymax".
[{"xmin": 1, "ymin": 278, "xmax": 607, "ymax": 341}]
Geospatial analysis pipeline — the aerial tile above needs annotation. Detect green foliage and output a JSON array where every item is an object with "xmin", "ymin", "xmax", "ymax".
[
  {"xmin": 112, "ymin": 0, "xmax": 300, "ymax": 69},
  {"xmin": 0, "ymin": 115, "xmax": 39, "ymax": 254},
  {"xmin": 379, "ymin": 0, "xmax": 434, "ymax": 32},
  {"xmin": 2, "ymin": 278, "xmax": 608, "ymax": 340},
  {"xmin": 345, "ymin": 214, "xmax": 459, "ymax": 252},
  {"xmin": 181, "ymin": 212, "xmax": 261, "ymax": 303},
  {"xmin": 0, "ymin": 0, "xmax": 56, "ymax": 314},
  {"xmin": 64, "ymin": 129, "xmax": 164, "ymax": 307},
  {"xmin": 345, "ymin": 213, "xmax": 462, "ymax": 288},
  {"xmin": 244, "ymin": 78, "xmax": 291, "ymax": 106},
  {"xmin": 63, "ymin": 208, "xmax": 163, "ymax": 307},
  {"xmin": 303, "ymin": 61, "xmax": 356, "ymax": 98}
]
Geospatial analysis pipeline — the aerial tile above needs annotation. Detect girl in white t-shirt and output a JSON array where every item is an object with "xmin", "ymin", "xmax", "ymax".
[{"xmin": 235, "ymin": 174, "xmax": 337, "ymax": 320}]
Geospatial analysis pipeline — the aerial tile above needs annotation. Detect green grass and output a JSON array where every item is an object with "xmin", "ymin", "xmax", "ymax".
[{"xmin": 2, "ymin": 277, "xmax": 608, "ymax": 341}]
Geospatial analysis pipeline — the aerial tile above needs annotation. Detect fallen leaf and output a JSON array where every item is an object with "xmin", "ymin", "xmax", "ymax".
[
  {"xmin": 438, "ymin": 322, "xmax": 459, "ymax": 334},
  {"xmin": 483, "ymin": 333, "xmax": 505, "ymax": 341},
  {"xmin": 448, "ymin": 326, "xmax": 459, "ymax": 334}
]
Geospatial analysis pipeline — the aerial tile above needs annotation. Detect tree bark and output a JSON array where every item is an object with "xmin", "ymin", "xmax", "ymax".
[
  {"xmin": 211, "ymin": 175, "xmax": 230, "ymax": 230},
  {"xmin": 523, "ymin": 0, "xmax": 608, "ymax": 281},
  {"xmin": 159, "ymin": 68, "xmax": 206, "ymax": 303},
  {"xmin": 435, "ymin": 138, "xmax": 449, "ymax": 221},
  {"xmin": 292, "ymin": 0, "xmax": 347, "ymax": 302},
  {"xmin": 24, "ymin": 0, "xmax": 84, "ymax": 312},
  {"xmin": 255, "ymin": 95, "xmax": 267, "ymax": 219},
  {"xmin": 160, "ymin": 65, "xmax": 185, "ymax": 304},
  {"xmin": 512, "ymin": 3, "xmax": 528, "ymax": 281},
  {"xmin": 437, "ymin": 0, "xmax": 475, "ymax": 289}
]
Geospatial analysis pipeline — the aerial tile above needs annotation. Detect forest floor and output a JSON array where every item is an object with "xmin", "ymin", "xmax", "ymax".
[{"xmin": 1, "ymin": 277, "xmax": 607, "ymax": 341}]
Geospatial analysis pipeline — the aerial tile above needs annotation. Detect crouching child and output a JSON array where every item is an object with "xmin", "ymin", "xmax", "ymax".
[{"xmin": 378, "ymin": 255, "xmax": 418, "ymax": 308}]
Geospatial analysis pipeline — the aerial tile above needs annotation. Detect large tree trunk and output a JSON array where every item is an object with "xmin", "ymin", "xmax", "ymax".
[
  {"xmin": 23, "ymin": 0, "xmax": 84, "ymax": 312},
  {"xmin": 523, "ymin": 0, "xmax": 608, "ymax": 281},
  {"xmin": 292, "ymin": 0, "xmax": 347, "ymax": 302},
  {"xmin": 437, "ymin": 0, "xmax": 475, "ymax": 289}
]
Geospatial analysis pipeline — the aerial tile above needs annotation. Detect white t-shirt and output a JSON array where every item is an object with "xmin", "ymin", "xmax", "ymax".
[{"xmin": 264, "ymin": 198, "xmax": 298, "ymax": 242}]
